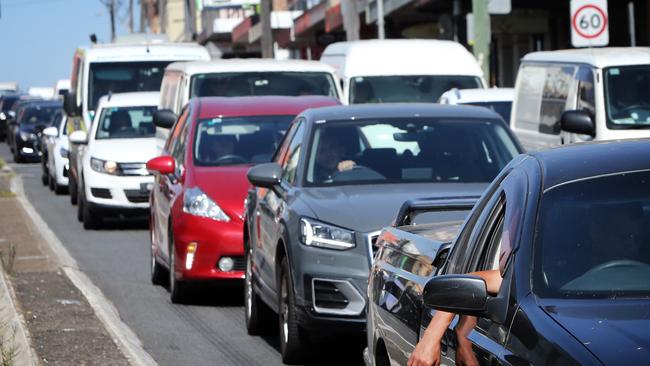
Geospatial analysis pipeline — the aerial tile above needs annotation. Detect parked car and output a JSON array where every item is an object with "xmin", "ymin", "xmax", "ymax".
[
  {"xmin": 366, "ymin": 138, "xmax": 650, "ymax": 366},
  {"xmin": 0, "ymin": 82, "xmax": 19, "ymax": 96},
  {"xmin": 70, "ymin": 92, "xmax": 159, "ymax": 229},
  {"xmin": 244, "ymin": 104, "xmax": 523, "ymax": 364},
  {"xmin": 7, "ymin": 99, "xmax": 61, "ymax": 163},
  {"xmin": 320, "ymin": 40, "xmax": 485, "ymax": 104},
  {"xmin": 40, "ymin": 110, "xmax": 69, "ymax": 194},
  {"xmin": 154, "ymin": 59, "xmax": 342, "ymax": 152},
  {"xmin": 511, "ymin": 47, "xmax": 650, "ymax": 151},
  {"xmin": 0, "ymin": 93, "xmax": 20, "ymax": 141},
  {"xmin": 146, "ymin": 96, "xmax": 339, "ymax": 303},
  {"xmin": 438, "ymin": 87, "xmax": 514, "ymax": 123}
]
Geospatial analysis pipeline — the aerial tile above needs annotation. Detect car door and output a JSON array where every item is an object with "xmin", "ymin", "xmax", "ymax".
[{"xmin": 255, "ymin": 119, "xmax": 304, "ymax": 292}]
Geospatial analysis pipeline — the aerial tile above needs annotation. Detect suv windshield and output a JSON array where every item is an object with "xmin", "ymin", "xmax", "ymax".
[
  {"xmin": 604, "ymin": 65, "xmax": 650, "ymax": 129},
  {"xmin": 89, "ymin": 61, "xmax": 170, "ymax": 111},
  {"xmin": 194, "ymin": 115, "xmax": 294, "ymax": 166},
  {"xmin": 534, "ymin": 170, "xmax": 650, "ymax": 299},
  {"xmin": 306, "ymin": 117, "xmax": 520, "ymax": 186},
  {"xmin": 350, "ymin": 75, "xmax": 482, "ymax": 104},
  {"xmin": 95, "ymin": 106, "xmax": 157, "ymax": 139},
  {"xmin": 190, "ymin": 72, "xmax": 338, "ymax": 99},
  {"xmin": 19, "ymin": 105, "xmax": 61, "ymax": 125}
]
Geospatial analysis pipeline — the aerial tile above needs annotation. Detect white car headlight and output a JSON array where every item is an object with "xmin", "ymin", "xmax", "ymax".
[
  {"xmin": 90, "ymin": 157, "xmax": 118, "ymax": 175},
  {"xmin": 300, "ymin": 218, "xmax": 355, "ymax": 250},
  {"xmin": 183, "ymin": 187, "xmax": 230, "ymax": 222}
]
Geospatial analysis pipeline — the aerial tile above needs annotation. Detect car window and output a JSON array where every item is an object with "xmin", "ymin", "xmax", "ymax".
[
  {"xmin": 539, "ymin": 65, "xmax": 575, "ymax": 135},
  {"xmin": 171, "ymin": 118, "xmax": 191, "ymax": 178},
  {"xmin": 273, "ymin": 120, "xmax": 299, "ymax": 166},
  {"xmin": 349, "ymin": 75, "xmax": 482, "ymax": 104},
  {"xmin": 95, "ymin": 106, "xmax": 157, "ymax": 139},
  {"xmin": 165, "ymin": 107, "xmax": 188, "ymax": 153},
  {"xmin": 576, "ymin": 66, "xmax": 595, "ymax": 116},
  {"xmin": 281, "ymin": 121, "xmax": 305, "ymax": 185}
]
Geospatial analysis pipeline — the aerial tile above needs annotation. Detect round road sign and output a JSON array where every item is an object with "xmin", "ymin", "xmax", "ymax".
[{"xmin": 572, "ymin": 4, "xmax": 608, "ymax": 39}]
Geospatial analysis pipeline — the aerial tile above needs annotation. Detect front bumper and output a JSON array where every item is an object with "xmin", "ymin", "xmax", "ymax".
[
  {"xmin": 173, "ymin": 213, "xmax": 245, "ymax": 281},
  {"xmin": 15, "ymin": 138, "xmax": 42, "ymax": 160},
  {"xmin": 85, "ymin": 168, "xmax": 153, "ymax": 209}
]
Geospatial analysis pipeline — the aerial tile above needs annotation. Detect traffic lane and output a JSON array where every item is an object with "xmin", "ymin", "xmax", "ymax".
[{"xmin": 2, "ymin": 144, "xmax": 364, "ymax": 366}]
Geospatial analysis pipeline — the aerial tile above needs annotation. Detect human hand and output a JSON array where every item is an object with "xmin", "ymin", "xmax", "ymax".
[
  {"xmin": 407, "ymin": 331, "xmax": 441, "ymax": 366},
  {"xmin": 337, "ymin": 160, "xmax": 356, "ymax": 172}
]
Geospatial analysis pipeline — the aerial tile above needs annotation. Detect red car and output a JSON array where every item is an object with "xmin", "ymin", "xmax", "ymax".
[{"xmin": 147, "ymin": 96, "xmax": 339, "ymax": 303}]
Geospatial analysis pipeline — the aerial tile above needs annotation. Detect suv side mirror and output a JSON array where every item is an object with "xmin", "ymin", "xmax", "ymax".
[
  {"xmin": 64, "ymin": 92, "xmax": 79, "ymax": 117},
  {"xmin": 560, "ymin": 110, "xmax": 595, "ymax": 137},
  {"xmin": 42, "ymin": 126, "xmax": 58, "ymax": 138},
  {"xmin": 247, "ymin": 162, "xmax": 282, "ymax": 188},
  {"xmin": 423, "ymin": 275, "xmax": 488, "ymax": 315},
  {"xmin": 153, "ymin": 109, "xmax": 177, "ymax": 129},
  {"xmin": 147, "ymin": 155, "xmax": 175, "ymax": 175},
  {"xmin": 68, "ymin": 130, "xmax": 88, "ymax": 145}
]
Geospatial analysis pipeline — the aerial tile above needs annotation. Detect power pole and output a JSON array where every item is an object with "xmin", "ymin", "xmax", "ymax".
[
  {"xmin": 128, "ymin": 0, "xmax": 134, "ymax": 33},
  {"xmin": 472, "ymin": 0, "xmax": 490, "ymax": 83},
  {"xmin": 100, "ymin": 0, "xmax": 118, "ymax": 41},
  {"xmin": 376, "ymin": 0, "xmax": 385, "ymax": 39},
  {"xmin": 140, "ymin": 0, "xmax": 146, "ymax": 32},
  {"xmin": 260, "ymin": 0, "xmax": 274, "ymax": 58},
  {"xmin": 341, "ymin": 0, "xmax": 360, "ymax": 41}
]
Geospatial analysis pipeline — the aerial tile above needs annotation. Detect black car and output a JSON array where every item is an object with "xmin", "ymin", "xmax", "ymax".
[
  {"xmin": 0, "ymin": 94, "xmax": 20, "ymax": 141},
  {"xmin": 244, "ymin": 104, "xmax": 523, "ymax": 364},
  {"xmin": 366, "ymin": 138, "xmax": 650, "ymax": 366},
  {"xmin": 8, "ymin": 100, "xmax": 61, "ymax": 163}
]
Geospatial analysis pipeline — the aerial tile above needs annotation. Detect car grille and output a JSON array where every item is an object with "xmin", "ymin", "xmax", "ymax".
[
  {"xmin": 313, "ymin": 280, "xmax": 349, "ymax": 310},
  {"xmin": 366, "ymin": 231, "xmax": 381, "ymax": 263},
  {"xmin": 91, "ymin": 188, "xmax": 112, "ymax": 199},
  {"xmin": 118, "ymin": 163, "xmax": 150, "ymax": 176},
  {"xmin": 124, "ymin": 189, "xmax": 149, "ymax": 203}
]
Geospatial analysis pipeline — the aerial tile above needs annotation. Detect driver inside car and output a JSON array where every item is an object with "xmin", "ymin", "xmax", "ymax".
[
  {"xmin": 203, "ymin": 135, "xmax": 236, "ymax": 163},
  {"xmin": 313, "ymin": 132, "xmax": 356, "ymax": 182}
]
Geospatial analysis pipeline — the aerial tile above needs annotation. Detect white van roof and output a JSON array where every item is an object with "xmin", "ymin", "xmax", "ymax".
[
  {"xmin": 77, "ymin": 42, "xmax": 210, "ymax": 63},
  {"xmin": 321, "ymin": 39, "xmax": 483, "ymax": 78},
  {"xmin": 522, "ymin": 47, "xmax": 650, "ymax": 68},
  {"xmin": 97, "ymin": 91, "xmax": 160, "ymax": 108},
  {"xmin": 164, "ymin": 58, "xmax": 337, "ymax": 76}
]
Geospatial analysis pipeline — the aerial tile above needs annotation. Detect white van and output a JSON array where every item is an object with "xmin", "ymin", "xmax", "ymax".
[
  {"xmin": 320, "ymin": 39, "xmax": 485, "ymax": 104},
  {"xmin": 63, "ymin": 41, "xmax": 210, "ymax": 206},
  {"xmin": 510, "ymin": 47, "xmax": 650, "ymax": 151},
  {"xmin": 154, "ymin": 59, "xmax": 341, "ymax": 152}
]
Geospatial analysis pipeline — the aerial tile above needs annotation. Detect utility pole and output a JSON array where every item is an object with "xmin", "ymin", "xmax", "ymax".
[
  {"xmin": 472, "ymin": 0, "xmax": 490, "ymax": 83},
  {"xmin": 128, "ymin": 0, "xmax": 134, "ymax": 33},
  {"xmin": 140, "ymin": 0, "xmax": 146, "ymax": 32},
  {"xmin": 376, "ymin": 0, "xmax": 385, "ymax": 39},
  {"xmin": 100, "ymin": 0, "xmax": 118, "ymax": 41},
  {"xmin": 341, "ymin": 0, "xmax": 360, "ymax": 41},
  {"xmin": 260, "ymin": 0, "xmax": 274, "ymax": 58}
]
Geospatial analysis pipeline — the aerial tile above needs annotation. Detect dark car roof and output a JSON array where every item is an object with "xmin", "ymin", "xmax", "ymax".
[
  {"xmin": 531, "ymin": 139, "xmax": 650, "ymax": 190},
  {"xmin": 301, "ymin": 103, "xmax": 504, "ymax": 122},
  {"xmin": 194, "ymin": 96, "xmax": 340, "ymax": 119}
]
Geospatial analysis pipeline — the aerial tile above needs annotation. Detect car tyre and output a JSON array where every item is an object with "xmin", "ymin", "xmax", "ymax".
[
  {"xmin": 279, "ymin": 257, "xmax": 308, "ymax": 364},
  {"xmin": 244, "ymin": 246, "xmax": 273, "ymax": 335},
  {"xmin": 168, "ymin": 231, "xmax": 185, "ymax": 304},
  {"xmin": 48, "ymin": 174, "xmax": 55, "ymax": 191},
  {"xmin": 41, "ymin": 164, "xmax": 49, "ymax": 186},
  {"xmin": 81, "ymin": 191, "xmax": 101, "ymax": 230},
  {"xmin": 53, "ymin": 179, "xmax": 66, "ymax": 195},
  {"xmin": 69, "ymin": 178, "xmax": 78, "ymax": 205}
]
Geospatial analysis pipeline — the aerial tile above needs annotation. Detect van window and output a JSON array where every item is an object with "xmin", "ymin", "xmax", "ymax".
[
  {"xmin": 349, "ymin": 75, "xmax": 482, "ymax": 104},
  {"xmin": 539, "ymin": 66, "xmax": 575, "ymax": 135},
  {"xmin": 513, "ymin": 65, "xmax": 545, "ymax": 131},
  {"xmin": 576, "ymin": 66, "xmax": 595, "ymax": 116},
  {"xmin": 604, "ymin": 65, "xmax": 650, "ymax": 129}
]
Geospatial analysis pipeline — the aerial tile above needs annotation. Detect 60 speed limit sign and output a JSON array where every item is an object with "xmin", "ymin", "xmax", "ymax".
[{"xmin": 571, "ymin": 0, "xmax": 609, "ymax": 47}]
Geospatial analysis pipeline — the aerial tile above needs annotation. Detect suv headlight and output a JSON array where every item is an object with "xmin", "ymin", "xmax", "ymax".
[
  {"xmin": 90, "ymin": 157, "xmax": 118, "ymax": 175},
  {"xmin": 20, "ymin": 131, "xmax": 36, "ymax": 141},
  {"xmin": 300, "ymin": 218, "xmax": 355, "ymax": 250},
  {"xmin": 183, "ymin": 187, "xmax": 230, "ymax": 222}
]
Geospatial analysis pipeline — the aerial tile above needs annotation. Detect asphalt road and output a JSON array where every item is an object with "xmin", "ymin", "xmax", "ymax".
[{"xmin": 0, "ymin": 143, "xmax": 364, "ymax": 366}]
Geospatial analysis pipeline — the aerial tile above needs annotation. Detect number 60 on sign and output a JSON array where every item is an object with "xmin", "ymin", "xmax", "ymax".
[{"xmin": 570, "ymin": 0, "xmax": 609, "ymax": 47}]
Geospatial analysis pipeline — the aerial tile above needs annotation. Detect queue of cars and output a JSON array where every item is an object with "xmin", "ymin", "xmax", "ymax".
[{"xmin": 7, "ymin": 39, "xmax": 650, "ymax": 366}]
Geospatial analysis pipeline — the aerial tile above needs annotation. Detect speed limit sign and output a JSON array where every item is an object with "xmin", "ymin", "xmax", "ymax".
[{"xmin": 571, "ymin": 0, "xmax": 609, "ymax": 47}]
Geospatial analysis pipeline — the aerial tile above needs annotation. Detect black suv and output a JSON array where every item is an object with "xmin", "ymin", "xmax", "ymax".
[{"xmin": 8, "ymin": 100, "xmax": 61, "ymax": 163}]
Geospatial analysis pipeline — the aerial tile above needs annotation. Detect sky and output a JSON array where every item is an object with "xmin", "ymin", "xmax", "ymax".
[{"xmin": 0, "ymin": 0, "xmax": 141, "ymax": 90}]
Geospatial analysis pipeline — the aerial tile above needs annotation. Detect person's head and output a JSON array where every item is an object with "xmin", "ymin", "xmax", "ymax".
[
  {"xmin": 316, "ymin": 132, "xmax": 345, "ymax": 171},
  {"xmin": 207, "ymin": 135, "xmax": 235, "ymax": 159},
  {"xmin": 109, "ymin": 110, "xmax": 132, "ymax": 132}
]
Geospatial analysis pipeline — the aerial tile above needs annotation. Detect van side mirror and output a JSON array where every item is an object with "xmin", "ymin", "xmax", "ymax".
[
  {"xmin": 247, "ymin": 162, "xmax": 282, "ymax": 188},
  {"xmin": 423, "ymin": 275, "xmax": 488, "ymax": 316},
  {"xmin": 560, "ymin": 110, "xmax": 595, "ymax": 137},
  {"xmin": 153, "ymin": 109, "xmax": 177, "ymax": 129},
  {"xmin": 64, "ymin": 92, "xmax": 79, "ymax": 117}
]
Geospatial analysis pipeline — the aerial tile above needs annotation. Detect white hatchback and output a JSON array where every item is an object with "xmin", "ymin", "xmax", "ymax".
[{"xmin": 69, "ymin": 92, "xmax": 159, "ymax": 229}]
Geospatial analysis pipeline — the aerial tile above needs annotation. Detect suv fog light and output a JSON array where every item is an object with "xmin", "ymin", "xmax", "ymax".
[
  {"xmin": 185, "ymin": 242, "xmax": 197, "ymax": 270},
  {"xmin": 218, "ymin": 257, "xmax": 234, "ymax": 272}
]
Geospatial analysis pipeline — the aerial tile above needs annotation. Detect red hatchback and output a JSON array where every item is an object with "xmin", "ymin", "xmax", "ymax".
[{"xmin": 147, "ymin": 96, "xmax": 339, "ymax": 302}]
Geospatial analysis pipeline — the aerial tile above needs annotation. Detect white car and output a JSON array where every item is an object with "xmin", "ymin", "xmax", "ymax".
[
  {"xmin": 41, "ymin": 111, "xmax": 69, "ymax": 194},
  {"xmin": 69, "ymin": 92, "xmax": 159, "ymax": 229},
  {"xmin": 438, "ymin": 87, "xmax": 514, "ymax": 123}
]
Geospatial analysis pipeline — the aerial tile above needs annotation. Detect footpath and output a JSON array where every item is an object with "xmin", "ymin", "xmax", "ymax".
[{"xmin": 0, "ymin": 162, "xmax": 132, "ymax": 365}]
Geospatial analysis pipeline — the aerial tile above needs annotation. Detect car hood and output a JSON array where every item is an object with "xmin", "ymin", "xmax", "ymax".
[
  {"xmin": 542, "ymin": 300, "xmax": 650, "ymax": 364},
  {"xmin": 193, "ymin": 165, "xmax": 252, "ymax": 222},
  {"xmin": 299, "ymin": 183, "xmax": 487, "ymax": 233},
  {"xmin": 89, "ymin": 138, "xmax": 157, "ymax": 163}
]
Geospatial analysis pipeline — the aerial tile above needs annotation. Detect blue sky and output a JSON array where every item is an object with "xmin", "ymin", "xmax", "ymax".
[{"xmin": 0, "ymin": 0, "xmax": 140, "ymax": 90}]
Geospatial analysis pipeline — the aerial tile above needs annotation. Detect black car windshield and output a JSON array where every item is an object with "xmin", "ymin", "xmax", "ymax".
[
  {"xmin": 190, "ymin": 72, "xmax": 339, "ymax": 99},
  {"xmin": 349, "ymin": 75, "xmax": 482, "ymax": 104},
  {"xmin": 1, "ymin": 96, "xmax": 19, "ymax": 112},
  {"xmin": 466, "ymin": 101, "xmax": 512, "ymax": 123},
  {"xmin": 305, "ymin": 118, "xmax": 520, "ymax": 186},
  {"xmin": 534, "ymin": 170, "xmax": 650, "ymax": 299},
  {"xmin": 89, "ymin": 61, "xmax": 170, "ymax": 111},
  {"xmin": 19, "ymin": 105, "xmax": 61, "ymax": 125},
  {"xmin": 604, "ymin": 65, "xmax": 650, "ymax": 129},
  {"xmin": 95, "ymin": 106, "xmax": 157, "ymax": 139},
  {"xmin": 194, "ymin": 115, "xmax": 293, "ymax": 166}
]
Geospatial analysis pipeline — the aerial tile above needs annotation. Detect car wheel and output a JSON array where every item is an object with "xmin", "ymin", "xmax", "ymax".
[
  {"xmin": 69, "ymin": 178, "xmax": 78, "ymax": 205},
  {"xmin": 278, "ymin": 257, "xmax": 308, "ymax": 364},
  {"xmin": 41, "ymin": 164, "xmax": 49, "ymax": 186},
  {"xmin": 245, "ymin": 246, "xmax": 272, "ymax": 335},
  {"xmin": 48, "ymin": 173, "xmax": 55, "ymax": 191},
  {"xmin": 13, "ymin": 152, "xmax": 22, "ymax": 164},
  {"xmin": 53, "ymin": 179, "xmax": 66, "ymax": 195},
  {"xmin": 168, "ymin": 231, "xmax": 185, "ymax": 304},
  {"xmin": 81, "ymin": 191, "xmax": 101, "ymax": 230},
  {"xmin": 150, "ymin": 225, "xmax": 166, "ymax": 286}
]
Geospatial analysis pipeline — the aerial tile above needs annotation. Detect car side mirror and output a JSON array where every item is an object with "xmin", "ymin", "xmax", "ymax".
[
  {"xmin": 423, "ymin": 275, "xmax": 488, "ymax": 316},
  {"xmin": 42, "ymin": 126, "xmax": 58, "ymax": 138},
  {"xmin": 147, "ymin": 155, "xmax": 175, "ymax": 175},
  {"xmin": 7, "ymin": 110, "xmax": 16, "ymax": 119},
  {"xmin": 560, "ymin": 110, "xmax": 595, "ymax": 137},
  {"xmin": 68, "ymin": 130, "xmax": 88, "ymax": 145},
  {"xmin": 247, "ymin": 162, "xmax": 282, "ymax": 188},
  {"xmin": 64, "ymin": 91, "xmax": 79, "ymax": 117},
  {"xmin": 153, "ymin": 109, "xmax": 177, "ymax": 129}
]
